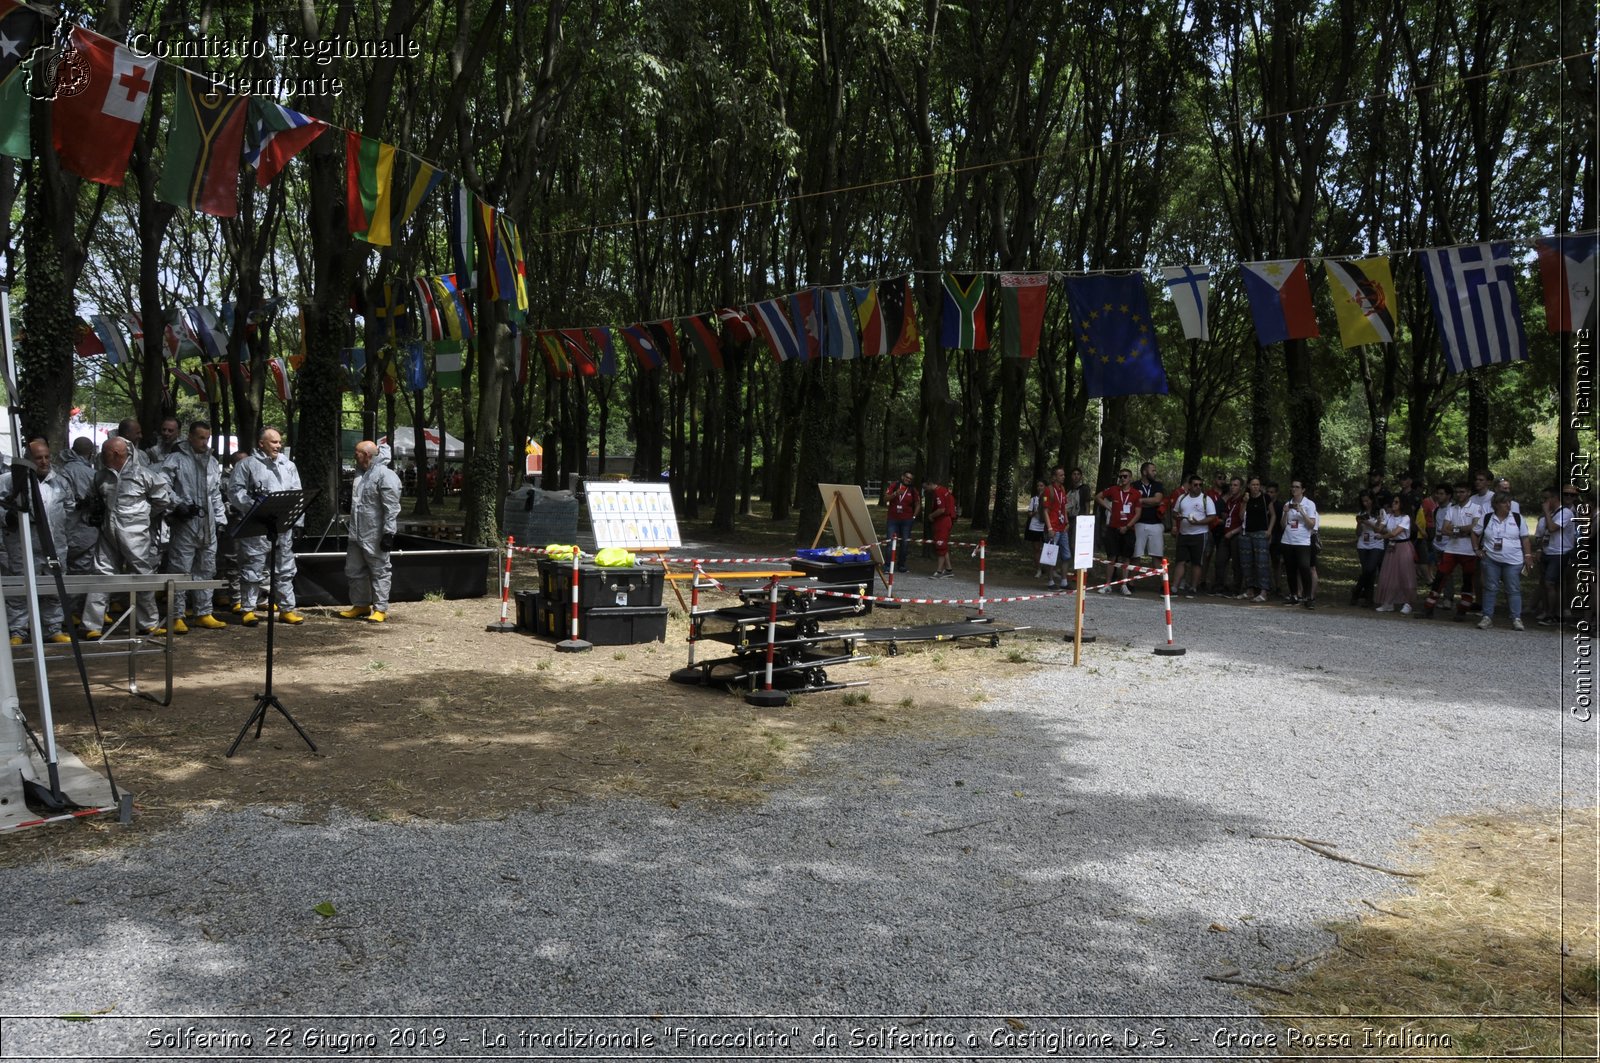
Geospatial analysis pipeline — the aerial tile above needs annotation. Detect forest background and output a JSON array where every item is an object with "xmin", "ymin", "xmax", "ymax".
[{"xmin": 3, "ymin": 0, "xmax": 1593, "ymax": 547}]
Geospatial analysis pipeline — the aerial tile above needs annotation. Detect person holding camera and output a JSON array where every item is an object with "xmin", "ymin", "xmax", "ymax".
[
  {"xmin": 339, "ymin": 440, "xmax": 402, "ymax": 623},
  {"xmin": 160, "ymin": 420, "xmax": 229, "ymax": 632},
  {"xmin": 80, "ymin": 436, "xmax": 174, "ymax": 639}
]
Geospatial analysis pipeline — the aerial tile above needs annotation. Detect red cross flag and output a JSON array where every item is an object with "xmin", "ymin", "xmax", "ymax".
[{"xmin": 51, "ymin": 28, "xmax": 156, "ymax": 186}]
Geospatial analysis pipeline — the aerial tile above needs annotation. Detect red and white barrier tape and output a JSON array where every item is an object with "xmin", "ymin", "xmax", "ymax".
[{"xmin": 0, "ymin": 803, "xmax": 121, "ymax": 833}]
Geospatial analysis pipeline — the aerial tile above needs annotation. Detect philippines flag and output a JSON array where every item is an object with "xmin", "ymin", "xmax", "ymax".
[
  {"xmin": 1533, "ymin": 232, "xmax": 1598, "ymax": 333},
  {"xmin": 1240, "ymin": 259, "xmax": 1319, "ymax": 345},
  {"xmin": 1421, "ymin": 242, "xmax": 1528, "ymax": 374}
]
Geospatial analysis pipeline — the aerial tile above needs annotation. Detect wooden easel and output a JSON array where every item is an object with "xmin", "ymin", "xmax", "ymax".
[{"xmin": 812, "ymin": 488, "xmax": 887, "ymax": 583}]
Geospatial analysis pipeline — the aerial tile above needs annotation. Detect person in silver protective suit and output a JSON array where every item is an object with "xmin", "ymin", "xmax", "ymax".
[
  {"xmin": 81, "ymin": 436, "xmax": 174, "ymax": 638},
  {"xmin": 160, "ymin": 420, "xmax": 229, "ymax": 632},
  {"xmin": 338, "ymin": 440, "xmax": 402, "ymax": 623},
  {"xmin": 4, "ymin": 438, "xmax": 72, "ymax": 645},
  {"xmin": 229, "ymin": 425, "xmax": 305, "ymax": 626}
]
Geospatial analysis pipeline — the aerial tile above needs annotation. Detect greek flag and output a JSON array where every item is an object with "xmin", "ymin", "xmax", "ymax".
[{"xmin": 1420, "ymin": 242, "xmax": 1527, "ymax": 374}]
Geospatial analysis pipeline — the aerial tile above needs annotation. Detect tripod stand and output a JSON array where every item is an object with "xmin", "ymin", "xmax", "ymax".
[{"xmin": 227, "ymin": 489, "xmax": 317, "ymax": 757}]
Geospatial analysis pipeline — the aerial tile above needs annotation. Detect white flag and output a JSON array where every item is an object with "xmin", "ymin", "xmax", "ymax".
[{"xmin": 1161, "ymin": 265, "xmax": 1211, "ymax": 341}]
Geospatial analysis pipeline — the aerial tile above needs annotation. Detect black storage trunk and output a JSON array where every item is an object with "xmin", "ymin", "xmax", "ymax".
[
  {"xmin": 537, "ymin": 560, "xmax": 663, "ymax": 609},
  {"xmin": 792, "ymin": 556, "xmax": 877, "ymax": 589},
  {"xmin": 514, "ymin": 589, "xmax": 541, "ymax": 633},
  {"xmin": 541, "ymin": 602, "xmax": 667, "ymax": 644},
  {"xmin": 293, "ymin": 534, "xmax": 494, "ymax": 606},
  {"xmin": 583, "ymin": 605, "xmax": 669, "ymax": 646}
]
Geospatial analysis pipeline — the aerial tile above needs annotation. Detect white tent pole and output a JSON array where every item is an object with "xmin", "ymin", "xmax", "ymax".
[{"xmin": 0, "ymin": 287, "xmax": 62, "ymax": 793}]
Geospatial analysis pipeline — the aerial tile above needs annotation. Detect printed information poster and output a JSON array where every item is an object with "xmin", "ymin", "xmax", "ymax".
[{"xmin": 585, "ymin": 480, "xmax": 683, "ymax": 549}]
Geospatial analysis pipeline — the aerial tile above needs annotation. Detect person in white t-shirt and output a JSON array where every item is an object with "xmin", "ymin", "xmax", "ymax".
[
  {"xmin": 1424, "ymin": 482, "xmax": 1482, "ymax": 620},
  {"xmin": 1474, "ymin": 492, "xmax": 1532, "ymax": 631},
  {"xmin": 1352, "ymin": 489, "xmax": 1387, "ymax": 606},
  {"xmin": 1469, "ymin": 470, "xmax": 1497, "ymax": 518},
  {"xmin": 1375, "ymin": 494, "xmax": 1417, "ymax": 612},
  {"xmin": 1278, "ymin": 480, "xmax": 1319, "ymax": 608},
  {"xmin": 1536, "ymin": 485, "xmax": 1578, "ymax": 625},
  {"xmin": 1170, "ymin": 474, "xmax": 1216, "ymax": 598}
]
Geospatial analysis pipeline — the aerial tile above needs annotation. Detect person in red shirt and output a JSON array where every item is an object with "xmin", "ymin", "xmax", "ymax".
[
  {"xmin": 1042, "ymin": 466, "xmax": 1071, "ymax": 588},
  {"xmin": 924, "ymin": 479, "xmax": 957, "ymax": 577},
  {"xmin": 881, "ymin": 470, "xmax": 921, "ymax": 574},
  {"xmin": 1095, "ymin": 468, "xmax": 1142, "ymax": 595}
]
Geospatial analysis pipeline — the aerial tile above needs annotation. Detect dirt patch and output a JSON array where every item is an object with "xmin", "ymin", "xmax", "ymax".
[
  {"xmin": 3, "ymin": 586, "xmax": 1058, "ymax": 866},
  {"xmin": 1254, "ymin": 809, "xmax": 1599, "ymax": 1058}
]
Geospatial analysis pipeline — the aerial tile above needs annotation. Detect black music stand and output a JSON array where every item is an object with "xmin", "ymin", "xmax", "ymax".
[{"xmin": 227, "ymin": 489, "xmax": 317, "ymax": 757}]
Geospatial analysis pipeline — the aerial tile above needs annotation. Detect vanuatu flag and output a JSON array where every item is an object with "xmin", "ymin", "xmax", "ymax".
[
  {"xmin": 0, "ymin": 0, "xmax": 43, "ymax": 158},
  {"xmin": 940, "ymin": 272, "xmax": 990, "ymax": 349}
]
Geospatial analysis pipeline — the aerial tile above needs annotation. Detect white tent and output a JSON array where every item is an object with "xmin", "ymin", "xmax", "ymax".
[{"xmin": 380, "ymin": 426, "xmax": 466, "ymax": 461}]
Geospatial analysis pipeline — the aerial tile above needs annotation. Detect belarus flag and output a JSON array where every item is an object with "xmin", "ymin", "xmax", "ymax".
[
  {"xmin": 52, "ymin": 29, "xmax": 155, "ymax": 186},
  {"xmin": 1240, "ymin": 259, "xmax": 1320, "ymax": 345}
]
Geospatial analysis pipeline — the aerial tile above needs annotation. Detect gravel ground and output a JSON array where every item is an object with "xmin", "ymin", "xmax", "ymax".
[{"xmin": 0, "ymin": 568, "xmax": 1588, "ymax": 1060}]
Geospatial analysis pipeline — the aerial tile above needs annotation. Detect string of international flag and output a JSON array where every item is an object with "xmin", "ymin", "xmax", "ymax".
[{"xmin": 71, "ymin": 234, "xmax": 1596, "ymax": 413}]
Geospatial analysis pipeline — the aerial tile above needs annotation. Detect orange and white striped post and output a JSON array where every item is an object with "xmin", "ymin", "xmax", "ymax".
[
  {"xmin": 977, "ymin": 538, "xmax": 987, "ymax": 616},
  {"xmin": 1154, "ymin": 557, "xmax": 1186, "ymax": 656},
  {"xmin": 555, "ymin": 548, "xmax": 592, "ymax": 653},
  {"xmin": 746, "ymin": 576, "xmax": 788, "ymax": 706},
  {"xmin": 486, "ymin": 535, "xmax": 516, "ymax": 632}
]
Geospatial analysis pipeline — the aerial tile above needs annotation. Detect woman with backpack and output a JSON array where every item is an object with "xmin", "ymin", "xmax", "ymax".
[{"xmin": 1475, "ymin": 492, "xmax": 1533, "ymax": 631}]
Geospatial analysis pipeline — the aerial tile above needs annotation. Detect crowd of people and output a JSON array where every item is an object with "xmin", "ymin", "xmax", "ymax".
[
  {"xmin": 2, "ymin": 417, "xmax": 402, "ymax": 645},
  {"xmin": 887, "ymin": 462, "xmax": 1585, "ymax": 633}
]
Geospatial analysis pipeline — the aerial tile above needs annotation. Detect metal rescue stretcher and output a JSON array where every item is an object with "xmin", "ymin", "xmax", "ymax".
[
  {"xmin": 2, "ymin": 574, "xmax": 227, "ymax": 706},
  {"xmin": 670, "ymin": 582, "xmax": 873, "ymax": 696}
]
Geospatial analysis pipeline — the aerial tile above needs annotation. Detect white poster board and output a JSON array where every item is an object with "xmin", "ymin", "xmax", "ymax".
[
  {"xmin": 585, "ymin": 480, "xmax": 682, "ymax": 549},
  {"xmin": 1073, "ymin": 515, "xmax": 1096, "ymax": 569}
]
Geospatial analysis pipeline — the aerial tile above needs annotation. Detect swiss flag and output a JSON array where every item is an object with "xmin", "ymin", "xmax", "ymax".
[{"xmin": 51, "ymin": 29, "xmax": 156, "ymax": 186}]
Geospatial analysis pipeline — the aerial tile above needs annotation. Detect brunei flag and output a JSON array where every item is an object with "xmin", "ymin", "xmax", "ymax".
[
  {"xmin": 1325, "ymin": 257, "xmax": 1398, "ymax": 346},
  {"xmin": 158, "ymin": 72, "xmax": 248, "ymax": 216}
]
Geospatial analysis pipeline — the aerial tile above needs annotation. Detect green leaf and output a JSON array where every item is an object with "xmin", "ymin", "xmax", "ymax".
[{"xmin": 314, "ymin": 901, "xmax": 337, "ymax": 918}]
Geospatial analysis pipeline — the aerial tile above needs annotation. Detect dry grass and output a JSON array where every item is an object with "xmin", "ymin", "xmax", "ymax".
[
  {"xmin": 1, "ymin": 590, "xmax": 1043, "ymax": 868},
  {"xmin": 1254, "ymin": 809, "xmax": 1599, "ymax": 1058}
]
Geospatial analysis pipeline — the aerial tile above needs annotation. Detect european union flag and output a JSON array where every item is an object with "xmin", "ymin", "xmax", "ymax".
[{"xmin": 1066, "ymin": 273, "xmax": 1169, "ymax": 398}]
